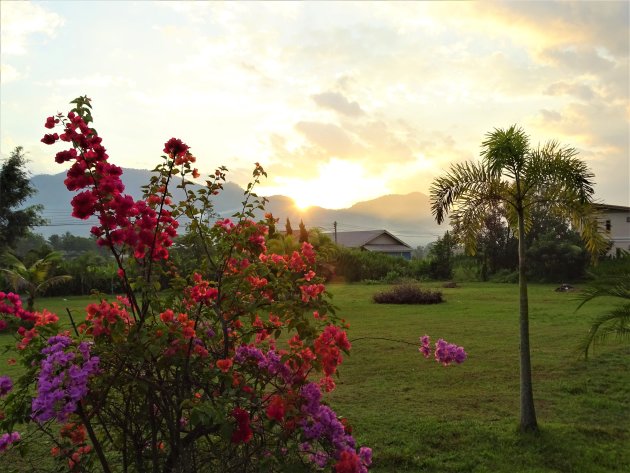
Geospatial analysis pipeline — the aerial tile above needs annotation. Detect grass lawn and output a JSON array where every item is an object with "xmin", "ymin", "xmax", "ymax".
[
  {"xmin": 325, "ymin": 282, "xmax": 630, "ymax": 473},
  {"xmin": 1, "ymin": 284, "xmax": 628, "ymax": 472}
]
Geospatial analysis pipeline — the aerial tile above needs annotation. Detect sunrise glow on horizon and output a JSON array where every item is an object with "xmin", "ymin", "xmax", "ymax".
[{"xmin": 1, "ymin": 1, "xmax": 628, "ymax": 208}]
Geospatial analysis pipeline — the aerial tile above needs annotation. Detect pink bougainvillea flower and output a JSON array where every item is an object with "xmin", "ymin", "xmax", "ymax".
[{"xmin": 163, "ymin": 138, "xmax": 189, "ymax": 158}]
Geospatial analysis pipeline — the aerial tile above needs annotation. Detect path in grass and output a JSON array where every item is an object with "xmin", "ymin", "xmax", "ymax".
[{"xmin": 325, "ymin": 282, "xmax": 630, "ymax": 473}]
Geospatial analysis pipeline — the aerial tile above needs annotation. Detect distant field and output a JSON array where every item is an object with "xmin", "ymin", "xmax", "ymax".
[{"xmin": 1, "ymin": 284, "xmax": 628, "ymax": 472}]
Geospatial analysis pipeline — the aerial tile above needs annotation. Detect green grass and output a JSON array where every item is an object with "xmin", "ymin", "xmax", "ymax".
[
  {"xmin": 1, "ymin": 284, "xmax": 628, "ymax": 472},
  {"xmin": 324, "ymin": 282, "xmax": 630, "ymax": 473}
]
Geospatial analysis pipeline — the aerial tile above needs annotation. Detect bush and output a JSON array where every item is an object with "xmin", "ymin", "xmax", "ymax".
[
  {"xmin": 490, "ymin": 269, "xmax": 518, "ymax": 283},
  {"xmin": 0, "ymin": 97, "xmax": 374, "ymax": 473},
  {"xmin": 373, "ymin": 283, "xmax": 444, "ymax": 304},
  {"xmin": 335, "ymin": 248, "xmax": 409, "ymax": 282}
]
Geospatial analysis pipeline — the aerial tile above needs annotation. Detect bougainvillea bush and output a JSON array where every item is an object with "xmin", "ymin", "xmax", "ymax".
[{"xmin": 0, "ymin": 97, "xmax": 465, "ymax": 472}]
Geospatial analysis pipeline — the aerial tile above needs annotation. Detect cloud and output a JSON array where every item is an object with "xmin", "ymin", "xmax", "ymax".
[
  {"xmin": 539, "ymin": 109, "xmax": 562, "ymax": 122},
  {"xmin": 294, "ymin": 121, "xmax": 360, "ymax": 157},
  {"xmin": 465, "ymin": 1, "xmax": 629, "ymax": 57},
  {"xmin": 0, "ymin": 63, "xmax": 20, "ymax": 84},
  {"xmin": 0, "ymin": 1, "xmax": 64, "ymax": 56},
  {"xmin": 312, "ymin": 91, "xmax": 365, "ymax": 117},
  {"xmin": 545, "ymin": 82, "xmax": 595, "ymax": 101},
  {"xmin": 539, "ymin": 46, "xmax": 615, "ymax": 73},
  {"xmin": 38, "ymin": 75, "xmax": 137, "ymax": 89}
]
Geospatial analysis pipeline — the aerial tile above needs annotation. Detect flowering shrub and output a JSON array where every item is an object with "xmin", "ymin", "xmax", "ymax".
[
  {"xmin": 0, "ymin": 97, "xmax": 465, "ymax": 472},
  {"xmin": 372, "ymin": 284, "xmax": 443, "ymax": 305}
]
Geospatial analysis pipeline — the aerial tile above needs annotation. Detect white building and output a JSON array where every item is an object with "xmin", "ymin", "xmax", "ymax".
[{"xmin": 594, "ymin": 204, "xmax": 630, "ymax": 256}]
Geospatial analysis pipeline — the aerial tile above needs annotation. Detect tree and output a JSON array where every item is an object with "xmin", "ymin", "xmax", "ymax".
[
  {"xmin": 430, "ymin": 125, "xmax": 604, "ymax": 432},
  {"xmin": 1, "ymin": 250, "xmax": 72, "ymax": 311},
  {"xmin": 427, "ymin": 231, "xmax": 456, "ymax": 280},
  {"xmin": 0, "ymin": 147, "xmax": 44, "ymax": 252},
  {"xmin": 299, "ymin": 219, "xmax": 309, "ymax": 243},
  {"xmin": 266, "ymin": 233, "xmax": 299, "ymax": 255},
  {"xmin": 285, "ymin": 217, "xmax": 293, "ymax": 235}
]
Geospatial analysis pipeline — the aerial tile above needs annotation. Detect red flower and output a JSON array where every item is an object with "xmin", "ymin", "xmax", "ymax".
[
  {"xmin": 265, "ymin": 395, "xmax": 286, "ymax": 422},
  {"xmin": 163, "ymin": 138, "xmax": 189, "ymax": 157},
  {"xmin": 70, "ymin": 191, "xmax": 98, "ymax": 219},
  {"xmin": 55, "ymin": 149, "xmax": 77, "ymax": 164},
  {"xmin": 231, "ymin": 408, "xmax": 253, "ymax": 443},
  {"xmin": 335, "ymin": 451, "xmax": 361, "ymax": 473},
  {"xmin": 45, "ymin": 116, "xmax": 58, "ymax": 129},
  {"xmin": 41, "ymin": 133, "xmax": 59, "ymax": 145},
  {"xmin": 216, "ymin": 358, "xmax": 233, "ymax": 373}
]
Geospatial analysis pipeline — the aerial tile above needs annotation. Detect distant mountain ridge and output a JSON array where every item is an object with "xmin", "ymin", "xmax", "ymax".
[{"xmin": 25, "ymin": 168, "xmax": 444, "ymax": 247}]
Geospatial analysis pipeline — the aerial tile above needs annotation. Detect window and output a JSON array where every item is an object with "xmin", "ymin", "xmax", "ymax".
[
  {"xmin": 626, "ymin": 216, "xmax": 630, "ymax": 222},
  {"xmin": 605, "ymin": 220, "xmax": 611, "ymax": 232}
]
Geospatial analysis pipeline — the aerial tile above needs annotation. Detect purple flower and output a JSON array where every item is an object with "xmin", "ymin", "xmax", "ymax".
[
  {"xmin": 434, "ymin": 338, "xmax": 467, "ymax": 366},
  {"xmin": 32, "ymin": 336, "xmax": 100, "ymax": 422},
  {"xmin": 359, "ymin": 446, "xmax": 373, "ymax": 466},
  {"xmin": 0, "ymin": 376, "xmax": 12, "ymax": 397},
  {"xmin": 0, "ymin": 431, "xmax": 20, "ymax": 452}
]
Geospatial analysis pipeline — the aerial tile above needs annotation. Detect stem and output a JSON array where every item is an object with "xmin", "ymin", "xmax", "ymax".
[
  {"xmin": 349, "ymin": 336, "xmax": 418, "ymax": 347},
  {"xmin": 76, "ymin": 402, "xmax": 113, "ymax": 473},
  {"xmin": 66, "ymin": 308, "xmax": 80, "ymax": 337}
]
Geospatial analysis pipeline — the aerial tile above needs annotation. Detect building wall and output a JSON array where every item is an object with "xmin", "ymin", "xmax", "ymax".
[{"xmin": 600, "ymin": 208, "xmax": 630, "ymax": 255}]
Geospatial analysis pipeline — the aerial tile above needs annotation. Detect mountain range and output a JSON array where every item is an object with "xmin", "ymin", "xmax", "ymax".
[{"xmin": 25, "ymin": 168, "xmax": 445, "ymax": 248}]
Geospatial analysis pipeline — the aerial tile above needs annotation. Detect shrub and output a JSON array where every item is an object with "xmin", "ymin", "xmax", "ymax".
[
  {"xmin": 490, "ymin": 269, "xmax": 518, "ymax": 283},
  {"xmin": 373, "ymin": 283, "xmax": 443, "ymax": 304},
  {"xmin": 0, "ymin": 97, "xmax": 373, "ymax": 473},
  {"xmin": 335, "ymin": 249, "xmax": 409, "ymax": 283}
]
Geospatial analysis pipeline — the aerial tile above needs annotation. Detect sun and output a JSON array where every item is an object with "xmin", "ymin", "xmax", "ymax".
[
  {"xmin": 292, "ymin": 197, "xmax": 313, "ymax": 211},
  {"xmin": 260, "ymin": 159, "xmax": 388, "ymax": 210}
]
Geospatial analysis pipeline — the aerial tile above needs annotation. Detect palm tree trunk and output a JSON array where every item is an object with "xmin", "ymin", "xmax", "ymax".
[{"xmin": 517, "ymin": 211, "xmax": 538, "ymax": 432}]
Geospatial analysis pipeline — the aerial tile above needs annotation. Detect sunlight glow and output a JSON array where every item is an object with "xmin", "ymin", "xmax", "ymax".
[{"xmin": 262, "ymin": 159, "xmax": 389, "ymax": 210}]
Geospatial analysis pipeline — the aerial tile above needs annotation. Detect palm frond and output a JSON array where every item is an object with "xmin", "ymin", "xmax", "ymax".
[
  {"xmin": 429, "ymin": 161, "xmax": 501, "ymax": 224},
  {"xmin": 576, "ymin": 303, "xmax": 630, "ymax": 359},
  {"xmin": 0, "ymin": 268, "xmax": 30, "ymax": 292},
  {"xmin": 36, "ymin": 275, "xmax": 73, "ymax": 295},
  {"xmin": 480, "ymin": 125, "xmax": 529, "ymax": 180},
  {"xmin": 1, "ymin": 252, "xmax": 27, "ymax": 273}
]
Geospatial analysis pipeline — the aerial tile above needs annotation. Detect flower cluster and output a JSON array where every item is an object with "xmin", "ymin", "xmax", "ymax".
[
  {"xmin": 300, "ymin": 283, "xmax": 326, "ymax": 303},
  {"xmin": 32, "ymin": 336, "xmax": 100, "ymax": 422},
  {"xmin": 83, "ymin": 298, "xmax": 133, "ymax": 337},
  {"xmin": 0, "ymin": 291, "xmax": 35, "ymax": 330},
  {"xmin": 0, "ymin": 376, "xmax": 12, "ymax": 397},
  {"xmin": 300, "ymin": 382, "xmax": 372, "ymax": 472},
  {"xmin": 314, "ymin": 325, "xmax": 351, "ymax": 380},
  {"xmin": 12, "ymin": 308, "xmax": 59, "ymax": 350},
  {"xmin": 231, "ymin": 407, "xmax": 253, "ymax": 443},
  {"xmin": 0, "ymin": 432, "xmax": 20, "ymax": 452},
  {"xmin": 419, "ymin": 335, "xmax": 467, "ymax": 366},
  {"xmin": 51, "ymin": 423, "xmax": 92, "ymax": 470},
  {"xmin": 42, "ymin": 113, "xmax": 179, "ymax": 261}
]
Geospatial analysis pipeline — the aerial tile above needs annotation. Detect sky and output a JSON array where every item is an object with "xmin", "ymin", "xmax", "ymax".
[{"xmin": 1, "ymin": 1, "xmax": 629, "ymax": 209}]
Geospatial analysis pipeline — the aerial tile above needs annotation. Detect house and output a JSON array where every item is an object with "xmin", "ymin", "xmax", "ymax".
[
  {"xmin": 594, "ymin": 203, "xmax": 630, "ymax": 256},
  {"xmin": 328, "ymin": 230, "xmax": 413, "ymax": 260}
]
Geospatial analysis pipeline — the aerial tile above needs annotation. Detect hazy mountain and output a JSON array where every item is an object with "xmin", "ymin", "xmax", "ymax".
[{"xmin": 25, "ymin": 168, "xmax": 445, "ymax": 247}]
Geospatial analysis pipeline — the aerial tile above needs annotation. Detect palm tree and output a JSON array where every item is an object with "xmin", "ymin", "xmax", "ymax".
[
  {"xmin": 266, "ymin": 234, "xmax": 300, "ymax": 255},
  {"xmin": 577, "ymin": 272, "xmax": 630, "ymax": 359},
  {"xmin": 1, "ymin": 250, "xmax": 72, "ymax": 311},
  {"xmin": 430, "ymin": 125, "xmax": 604, "ymax": 433}
]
